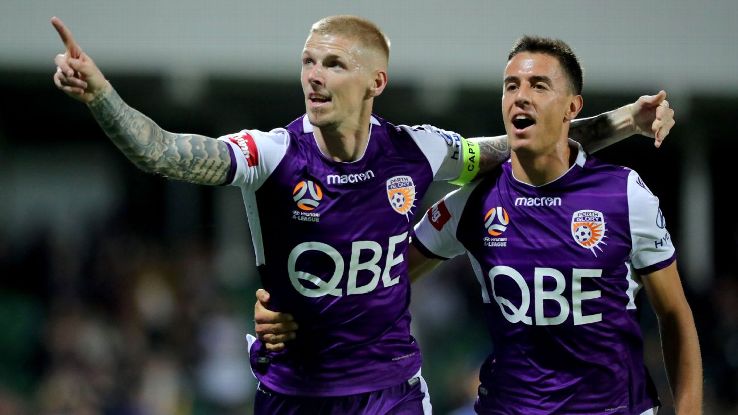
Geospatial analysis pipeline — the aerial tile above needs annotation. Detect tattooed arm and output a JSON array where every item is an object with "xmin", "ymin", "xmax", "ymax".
[
  {"xmin": 87, "ymin": 88, "xmax": 231, "ymax": 185},
  {"xmin": 51, "ymin": 17, "xmax": 231, "ymax": 185},
  {"xmin": 569, "ymin": 90, "xmax": 675, "ymax": 153},
  {"xmin": 469, "ymin": 91, "xmax": 675, "ymax": 174}
]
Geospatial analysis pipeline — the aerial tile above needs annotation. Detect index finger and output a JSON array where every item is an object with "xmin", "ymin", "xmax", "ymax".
[{"xmin": 51, "ymin": 16, "xmax": 82, "ymax": 58}]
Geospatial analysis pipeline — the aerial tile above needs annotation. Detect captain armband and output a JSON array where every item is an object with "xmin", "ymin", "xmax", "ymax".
[{"xmin": 449, "ymin": 138, "xmax": 480, "ymax": 186}]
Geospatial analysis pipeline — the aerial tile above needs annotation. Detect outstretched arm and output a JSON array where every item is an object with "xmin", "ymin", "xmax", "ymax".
[
  {"xmin": 51, "ymin": 17, "xmax": 231, "ymax": 185},
  {"xmin": 571, "ymin": 90, "xmax": 675, "ymax": 153},
  {"xmin": 468, "ymin": 91, "xmax": 675, "ymax": 175},
  {"xmin": 643, "ymin": 261, "xmax": 703, "ymax": 414}
]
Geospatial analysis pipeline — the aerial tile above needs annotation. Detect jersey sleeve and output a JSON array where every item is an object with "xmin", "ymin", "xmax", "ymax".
[
  {"xmin": 413, "ymin": 182, "xmax": 479, "ymax": 259},
  {"xmin": 399, "ymin": 124, "xmax": 465, "ymax": 182},
  {"xmin": 218, "ymin": 128, "xmax": 290, "ymax": 190},
  {"xmin": 627, "ymin": 169, "xmax": 676, "ymax": 274}
]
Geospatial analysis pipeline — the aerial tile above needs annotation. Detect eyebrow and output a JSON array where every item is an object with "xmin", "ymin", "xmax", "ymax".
[
  {"xmin": 302, "ymin": 50, "xmax": 345, "ymax": 63},
  {"xmin": 503, "ymin": 75, "xmax": 552, "ymax": 85}
]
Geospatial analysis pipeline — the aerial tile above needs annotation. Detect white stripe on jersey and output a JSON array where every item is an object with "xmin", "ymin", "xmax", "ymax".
[
  {"xmin": 468, "ymin": 253, "xmax": 491, "ymax": 303},
  {"xmin": 219, "ymin": 128, "xmax": 291, "ymax": 266},
  {"xmin": 626, "ymin": 169, "xmax": 675, "ymax": 270},
  {"xmin": 400, "ymin": 124, "xmax": 465, "ymax": 182},
  {"xmin": 624, "ymin": 262, "xmax": 643, "ymax": 310}
]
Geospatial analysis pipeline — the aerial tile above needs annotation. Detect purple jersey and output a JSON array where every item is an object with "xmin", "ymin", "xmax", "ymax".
[
  {"xmin": 414, "ymin": 144, "xmax": 674, "ymax": 414},
  {"xmin": 220, "ymin": 115, "xmax": 464, "ymax": 396}
]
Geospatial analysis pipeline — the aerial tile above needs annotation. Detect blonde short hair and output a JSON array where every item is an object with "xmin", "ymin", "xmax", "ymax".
[{"xmin": 310, "ymin": 15, "xmax": 391, "ymax": 62}]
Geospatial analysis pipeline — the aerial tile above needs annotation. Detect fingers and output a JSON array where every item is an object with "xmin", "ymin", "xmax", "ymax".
[
  {"xmin": 256, "ymin": 288, "xmax": 270, "ymax": 304},
  {"xmin": 651, "ymin": 100, "xmax": 675, "ymax": 147},
  {"xmin": 254, "ymin": 289, "xmax": 294, "ymax": 323},
  {"xmin": 54, "ymin": 53, "xmax": 74, "ymax": 77},
  {"xmin": 54, "ymin": 66, "xmax": 88, "ymax": 89},
  {"xmin": 254, "ymin": 288, "xmax": 298, "ymax": 352},
  {"xmin": 255, "ymin": 320, "xmax": 299, "ymax": 335},
  {"xmin": 51, "ymin": 16, "xmax": 82, "ymax": 58},
  {"xmin": 261, "ymin": 332, "xmax": 296, "ymax": 344},
  {"xmin": 265, "ymin": 342, "xmax": 286, "ymax": 352},
  {"xmin": 253, "ymin": 288, "xmax": 297, "ymax": 351},
  {"xmin": 53, "ymin": 66, "xmax": 88, "ymax": 96},
  {"xmin": 639, "ymin": 89, "xmax": 667, "ymax": 107},
  {"xmin": 255, "ymin": 319, "xmax": 297, "ymax": 352}
]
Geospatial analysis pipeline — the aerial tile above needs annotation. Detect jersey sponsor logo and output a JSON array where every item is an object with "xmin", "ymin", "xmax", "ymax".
[
  {"xmin": 485, "ymin": 266, "xmax": 603, "ymax": 326},
  {"xmin": 571, "ymin": 210, "xmax": 607, "ymax": 256},
  {"xmin": 656, "ymin": 208, "xmax": 666, "ymax": 229},
  {"xmin": 483, "ymin": 206, "xmax": 509, "ymax": 247},
  {"xmin": 432, "ymin": 127, "xmax": 462, "ymax": 161},
  {"xmin": 428, "ymin": 200, "xmax": 451, "ymax": 231},
  {"xmin": 326, "ymin": 170, "xmax": 375, "ymax": 185},
  {"xmin": 287, "ymin": 233, "xmax": 407, "ymax": 297},
  {"xmin": 387, "ymin": 176, "xmax": 416, "ymax": 218},
  {"xmin": 514, "ymin": 196, "xmax": 562, "ymax": 207},
  {"xmin": 635, "ymin": 176, "xmax": 653, "ymax": 195},
  {"xmin": 654, "ymin": 230, "xmax": 672, "ymax": 249},
  {"xmin": 228, "ymin": 133, "xmax": 259, "ymax": 167}
]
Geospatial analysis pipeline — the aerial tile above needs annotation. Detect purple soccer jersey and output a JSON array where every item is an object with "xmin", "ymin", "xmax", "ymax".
[
  {"xmin": 220, "ymin": 115, "xmax": 464, "ymax": 397},
  {"xmin": 414, "ymin": 144, "xmax": 674, "ymax": 414}
]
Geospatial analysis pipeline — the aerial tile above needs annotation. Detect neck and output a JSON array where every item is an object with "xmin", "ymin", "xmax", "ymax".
[
  {"xmin": 312, "ymin": 105, "xmax": 373, "ymax": 162},
  {"xmin": 511, "ymin": 139, "xmax": 577, "ymax": 186}
]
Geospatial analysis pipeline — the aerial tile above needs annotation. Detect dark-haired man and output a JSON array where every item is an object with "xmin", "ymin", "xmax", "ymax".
[{"xmin": 411, "ymin": 35, "xmax": 702, "ymax": 414}]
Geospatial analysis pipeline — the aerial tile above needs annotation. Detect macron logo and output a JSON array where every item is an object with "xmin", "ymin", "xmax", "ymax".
[
  {"xmin": 327, "ymin": 170, "xmax": 375, "ymax": 185},
  {"xmin": 514, "ymin": 197, "xmax": 562, "ymax": 207}
]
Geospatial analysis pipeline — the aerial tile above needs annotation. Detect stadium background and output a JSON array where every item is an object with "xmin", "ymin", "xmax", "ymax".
[{"xmin": 1, "ymin": 1, "xmax": 736, "ymax": 414}]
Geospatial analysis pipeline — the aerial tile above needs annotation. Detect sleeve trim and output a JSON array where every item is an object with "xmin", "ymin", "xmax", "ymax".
[
  {"xmin": 220, "ymin": 142, "xmax": 237, "ymax": 186},
  {"xmin": 412, "ymin": 237, "xmax": 450, "ymax": 261},
  {"xmin": 635, "ymin": 253, "xmax": 676, "ymax": 276}
]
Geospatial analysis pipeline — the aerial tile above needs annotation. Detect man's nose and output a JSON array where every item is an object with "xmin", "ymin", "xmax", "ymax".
[
  {"xmin": 308, "ymin": 65, "xmax": 323, "ymax": 86},
  {"xmin": 514, "ymin": 86, "xmax": 531, "ymax": 107}
]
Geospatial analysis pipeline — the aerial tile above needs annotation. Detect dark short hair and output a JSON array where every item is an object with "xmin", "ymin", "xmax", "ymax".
[{"xmin": 508, "ymin": 35, "xmax": 583, "ymax": 95}]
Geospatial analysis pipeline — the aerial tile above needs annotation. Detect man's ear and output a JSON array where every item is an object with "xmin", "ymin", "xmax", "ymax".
[
  {"xmin": 369, "ymin": 70, "xmax": 388, "ymax": 98},
  {"xmin": 565, "ymin": 94, "xmax": 583, "ymax": 121}
]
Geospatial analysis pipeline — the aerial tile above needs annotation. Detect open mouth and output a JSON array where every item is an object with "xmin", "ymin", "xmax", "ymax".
[
  {"xmin": 309, "ymin": 94, "xmax": 331, "ymax": 104},
  {"xmin": 512, "ymin": 115, "xmax": 535, "ymax": 130}
]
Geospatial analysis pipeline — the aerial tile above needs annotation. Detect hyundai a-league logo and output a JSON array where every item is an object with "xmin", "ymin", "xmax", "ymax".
[
  {"xmin": 484, "ymin": 207, "xmax": 509, "ymax": 237},
  {"xmin": 293, "ymin": 180, "xmax": 323, "ymax": 211},
  {"xmin": 571, "ymin": 209, "xmax": 606, "ymax": 256}
]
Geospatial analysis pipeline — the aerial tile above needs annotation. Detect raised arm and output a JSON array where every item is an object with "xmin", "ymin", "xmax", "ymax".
[
  {"xmin": 51, "ymin": 17, "xmax": 231, "ymax": 185},
  {"xmin": 570, "ymin": 90, "xmax": 675, "ymax": 153},
  {"xmin": 468, "ymin": 91, "xmax": 675, "ymax": 175},
  {"xmin": 643, "ymin": 261, "xmax": 703, "ymax": 414}
]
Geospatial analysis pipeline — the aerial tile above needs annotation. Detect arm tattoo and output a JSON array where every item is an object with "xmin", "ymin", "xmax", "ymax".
[
  {"xmin": 472, "ymin": 136, "xmax": 511, "ymax": 174},
  {"xmin": 570, "ymin": 112, "xmax": 618, "ymax": 153},
  {"xmin": 87, "ymin": 87, "xmax": 231, "ymax": 185}
]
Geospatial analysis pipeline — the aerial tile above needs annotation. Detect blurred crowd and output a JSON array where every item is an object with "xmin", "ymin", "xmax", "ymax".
[{"xmin": 0, "ymin": 208, "xmax": 257, "ymax": 415}]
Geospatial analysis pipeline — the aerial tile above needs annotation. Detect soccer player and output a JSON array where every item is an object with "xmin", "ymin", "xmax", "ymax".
[
  {"xmin": 410, "ymin": 36, "xmax": 703, "ymax": 414},
  {"xmin": 52, "ymin": 13, "xmax": 675, "ymax": 414}
]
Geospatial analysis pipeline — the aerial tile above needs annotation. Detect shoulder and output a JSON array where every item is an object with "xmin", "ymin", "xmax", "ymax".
[{"xmin": 581, "ymin": 154, "xmax": 634, "ymax": 186}]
